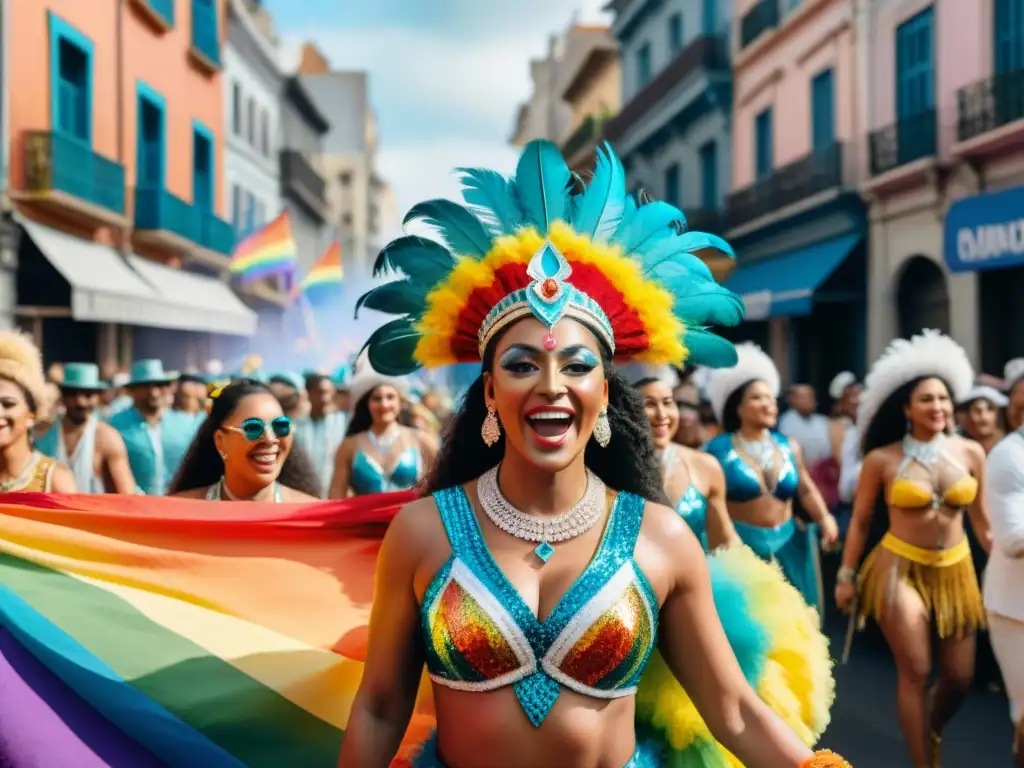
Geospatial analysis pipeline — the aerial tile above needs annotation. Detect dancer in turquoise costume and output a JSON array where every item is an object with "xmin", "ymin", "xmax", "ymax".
[
  {"xmin": 107, "ymin": 359, "xmax": 202, "ymax": 496},
  {"xmin": 703, "ymin": 344, "xmax": 839, "ymax": 617},
  {"xmin": 625, "ymin": 362, "xmax": 739, "ymax": 552},
  {"xmin": 339, "ymin": 140, "xmax": 848, "ymax": 767}
]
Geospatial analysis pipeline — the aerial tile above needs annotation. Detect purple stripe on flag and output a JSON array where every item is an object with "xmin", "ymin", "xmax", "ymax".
[{"xmin": 0, "ymin": 629, "xmax": 160, "ymax": 768}]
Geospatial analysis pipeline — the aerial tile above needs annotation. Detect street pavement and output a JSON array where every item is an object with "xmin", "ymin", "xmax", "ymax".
[{"xmin": 817, "ymin": 611, "xmax": 1014, "ymax": 766}]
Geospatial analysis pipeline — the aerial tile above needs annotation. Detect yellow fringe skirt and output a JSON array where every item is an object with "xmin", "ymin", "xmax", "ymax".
[{"xmin": 858, "ymin": 533, "xmax": 985, "ymax": 640}]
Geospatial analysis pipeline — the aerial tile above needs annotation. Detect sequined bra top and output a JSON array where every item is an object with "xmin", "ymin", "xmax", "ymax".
[
  {"xmin": 704, "ymin": 431, "xmax": 799, "ymax": 503},
  {"xmin": 350, "ymin": 446, "xmax": 421, "ymax": 495},
  {"xmin": 421, "ymin": 485, "xmax": 658, "ymax": 727},
  {"xmin": 660, "ymin": 446, "xmax": 708, "ymax": 537},
  {"xmin": 888, "ymin": 435, "xmax": 978, "ymax": 510}
]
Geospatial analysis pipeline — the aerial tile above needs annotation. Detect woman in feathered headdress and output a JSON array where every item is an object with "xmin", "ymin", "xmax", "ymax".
[
  {"xmin": 835, "ymin": 330, "xmax": 992, "ymax": 767},
  {"xmin": 0, "ymin": 331, "xmax": 76, "ymax": 493},
  {"xmin": 339, "ymin": 141, "xmax": 847, "ymax": 767},
  {"xmin": 703, "ymin": 344, "xmax": 840, "ymax": 616}
]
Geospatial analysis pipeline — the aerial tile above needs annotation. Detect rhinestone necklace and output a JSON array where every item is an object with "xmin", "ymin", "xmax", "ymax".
[
  {"xmin": 903, "ymin": 433, "xmax": 946, "ymax": 468},
  {"xmin": 658, "ymin": 444, "xmax": 676, "ymax": 485},
  {"xmin": 368, "ymin": 424, "xmax": 400, "ymax": 456},
  {"xmin": 0, "ymin": 453, "xmax": 41, "ymax": 492},
  {"xmin": 735, "ymin": 433, "xmax": 776, "ymax": 471},
  {"xmin": 476, "ymin": 464, "xmax": 606, "ymax": 564}
]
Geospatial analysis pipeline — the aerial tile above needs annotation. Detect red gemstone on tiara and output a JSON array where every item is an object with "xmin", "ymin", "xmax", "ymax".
[
  {"xmin": 543, "ymin": 333, "xmax": 557, "ymax": 350},
  {"xmin": 541, "ymin": 278, "xmax": 558, "ymax": 298}
]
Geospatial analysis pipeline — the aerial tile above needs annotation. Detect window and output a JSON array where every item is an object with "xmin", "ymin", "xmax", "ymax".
[
  {"xmin": 754, "ymin": 108, "xmax": 773, "ymax": 179},
  {"xmin": 636, "ymin": 43, "xmax": 652, "ymax": 88},
  {"xmin": 702, "ymin": 0, "xmax": 717, "ymax": 35},
  {"xmin": 245, "ymin": 192, "xmax": 255, "ymax": 234},
  {"xmin": 995, "ymin": 0, "xmax": 1024, "ymax": 73},
  {"xmin": 663, "ymin": 163, "xmax": 680, "ymax": 208},
  {"xmin": 190, "ymin": 0, "xmax": 220, "ymax": 65},
  {"xmin": 339, "ymin": 171, "xmax": 352, "ymax": 185},
  {"xmin": 668, "ymin": 14, "xmax": 683, "ymax": 53},
  {"xmin": 50, "ymin": 14, "xmax": 94, "ymax": 143},
  {"xmin": 699, "ymin": 141, "xmax": 718, "ymax": 210},
  {"xmin": 136, "ymin": 84, "xmax": 165, "ymax": 190},
  {"xmin": 895, "ymin": 7, "xmax": 934, "ymax": 119},
  {"xmin": 231, "ymin": 185, "xmax": 241, "ymax": 232},
  {"xmin": 342, "ymin": 212, "xmax": 353, "ymax": 227},
  {"xmin": 260, "ymin": 110, "xmax": 269, "ymax": 156},
  {"xmin": 232, "ymin": 82, "xmax": 241, "ymax": 135},
  {"xmin": 811, "ymin": 68, "xmax": 835, "ymax": 150},
  {"xmin": 246, "ymin": 97, "xmax": 255, "ymax": 146},
  {"xmin": 192, "ymin": 122, "xmax": 213, "ymax": 211}
]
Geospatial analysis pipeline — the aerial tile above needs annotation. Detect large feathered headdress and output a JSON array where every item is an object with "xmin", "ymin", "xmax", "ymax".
[
  {"xmin": 356, "ymin": 140, "xmax": 744, "ymax": 375},
  {"xmin": 857, "ymin": 329, "xmax": 974, "ymax": 442},
  {"xmin": 705, "ymin": 343, "xmax": 780, "ymax": 425}
]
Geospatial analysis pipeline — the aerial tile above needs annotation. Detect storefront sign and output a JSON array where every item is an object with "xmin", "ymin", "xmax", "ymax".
[{"xmin": 945, "ymin": 186, "xmax": 1024, "ymax": 273}]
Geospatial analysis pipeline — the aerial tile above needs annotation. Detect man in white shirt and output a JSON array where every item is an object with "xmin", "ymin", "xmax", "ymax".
[
  {"xmin": 838, "ymin": 426, "xmax": 861, "ymax": 505},
  {"xmin": 778, "ymin": 384, "xmax": 832, "ymax": 464},
  {"xmin": 983, "ymin": 427, "xmax": 1024, "ymax": 764}
]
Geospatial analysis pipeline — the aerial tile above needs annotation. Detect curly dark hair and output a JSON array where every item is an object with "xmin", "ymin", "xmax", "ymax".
[
  {"xmin": 424, "ymin": 336, "xmax": 667, "ymax": 504},
  {"xmin": 862, "ymin": 375, "xmax": 953, "ymax": 456},
  {"xmin": 720, "ymin": 379, "xmax": 762, "ymax": 434},
  {"xmin": 168, "ymin": 379, "xmax": 321, "ymax": 497}
]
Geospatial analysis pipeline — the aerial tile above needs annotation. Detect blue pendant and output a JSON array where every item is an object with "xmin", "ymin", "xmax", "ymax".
[{"xmin": 534, "ymin": 541, "xmax": 555, "ymax": 563}]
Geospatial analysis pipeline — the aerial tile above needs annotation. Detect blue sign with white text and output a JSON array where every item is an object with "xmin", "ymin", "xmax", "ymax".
[{"xmin": 944, "ymin": 186, "xmax": 1024, "ymax": 273}]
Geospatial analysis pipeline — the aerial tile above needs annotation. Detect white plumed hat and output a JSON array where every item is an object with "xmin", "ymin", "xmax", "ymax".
[
  {"xmin": 828, "ymin": 371, "xmax": 857, "ymax": 400},
  {"xmin": 619, "ymin": 363, "xmax": 680, "ymax": 389},
  {"xmin": 705, "ymin": 343, "xmax": 780, "ymax": 425}
]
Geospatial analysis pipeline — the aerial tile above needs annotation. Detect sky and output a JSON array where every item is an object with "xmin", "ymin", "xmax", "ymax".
[{"xmin": 264, "ymin": 0, "xmax": 610, "ymax": 237}]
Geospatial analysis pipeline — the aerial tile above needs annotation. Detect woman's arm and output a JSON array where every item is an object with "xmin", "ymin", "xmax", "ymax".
[
  {"xmin": 986, "ymin": 439, "xmax": 1024, "ymax": 557},
  {"xmin": 789, "ymin": 441, "xmax": 838, "ymax": 545},
  {"xmin": 964, "ymin": 440, "xmax": 993, "ymax": 554},
  {"xmin": 657, "ymin": 510, "xmax": 814, "ymax": 766},
  {"xmin": 327, "ymin": 439, "xmax": 355, "ymax": 500},
  {"xmin": 698, "ymin": 455, "xmax": 741, "ymax": 550},
  {"xmin": 97, "ymin": 423, "xmax": 137, "ymax": 494},
  {"xmin": 829, "ymin": 419, "xmax": 846, "ymax": 464},
  {"xmin": 338, "ymin": 501, "xmax": 430, "ymax": 767}
]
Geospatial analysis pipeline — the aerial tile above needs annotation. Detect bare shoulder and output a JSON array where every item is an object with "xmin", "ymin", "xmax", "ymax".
[
  {"xmin": 49, "ymin": 462, "xmax": 78, "ymax": 493},
  {"xmin": 636, "ymin": 498, "xmax": 704, "ymax": 598},
  {"xmin": 387, "ymin": 494, "xmax": 448, "ymax": 551},
  {"xmin": 281, "ymin": 486, "xmax": 319, "ymax": 502},
  {"xmin": 688, "ymin": 448, "xmax": 724, "ymax": 480},
  {"xmin": 94, "ymin": 421, "xmax": 127, "ymax": 453},
  {"xmin": 171, "ymin": 486, "xmax": 210, "ymax": 499},
  {"xmin": 953, "ymin": 434, "xmax": 986, "ymax": 466}
]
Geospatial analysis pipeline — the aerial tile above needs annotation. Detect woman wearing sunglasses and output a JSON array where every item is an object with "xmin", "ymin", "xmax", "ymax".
[{"xmin": 169, "ymin": 379, "xmax": 321, "ymax": 501}]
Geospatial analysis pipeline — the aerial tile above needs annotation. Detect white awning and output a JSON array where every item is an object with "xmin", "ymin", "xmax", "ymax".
[
  {"xmin": 19, "ymin": 219, "xmax": 163, "ymax": 325},
  {"xmin": 126, "ymin": 255, "xmax": 257, "ymax": 336}
]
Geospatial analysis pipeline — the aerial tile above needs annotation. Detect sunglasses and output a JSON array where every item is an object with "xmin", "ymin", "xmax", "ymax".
[{"xmin": 227, "ymin": 416, "xmax": 293, "ymax": 442}]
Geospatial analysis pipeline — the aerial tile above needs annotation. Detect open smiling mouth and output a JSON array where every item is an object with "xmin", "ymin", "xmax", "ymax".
[
  {"xmin": 248, "ymin": 448, "xmax": 279, "ymax": 469},
  {"xmin": 525, "ymin": 408, "xmax": 575, "ymax": 446}
]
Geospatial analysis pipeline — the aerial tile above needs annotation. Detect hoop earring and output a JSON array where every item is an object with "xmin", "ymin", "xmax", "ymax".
[
  {"xmin": 593, "ymin": 408, "xmax": 611, "ymax": 448},
  {"xmin": 481, "ymin": 407, "xmax": 501, "ymax": 447}
]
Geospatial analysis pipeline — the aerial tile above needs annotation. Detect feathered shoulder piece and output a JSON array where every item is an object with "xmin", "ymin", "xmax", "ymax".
[
  {"xmin": 705, "ymin": 342, "xmax": 780, "ymax": 424},
  {"xmin": 356, "ymin": 140, "xmax": 744, "ymax": 375},
  {"xmin": 857, "ymin": 329, "xmax": 974, "ymax": 442}
]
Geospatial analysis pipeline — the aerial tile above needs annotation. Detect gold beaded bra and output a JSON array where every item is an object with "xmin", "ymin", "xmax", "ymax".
[{"xmin": 420, "ymin": 486, "xmax": 658, "ymax": 727}]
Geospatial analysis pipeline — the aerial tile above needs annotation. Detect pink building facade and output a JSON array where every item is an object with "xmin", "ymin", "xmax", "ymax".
[
  {"xmin": 723, "ymin": 0, "xmax": 868, "ymax": 392},
  {"xmin": 860, "ymin": 0, "xmax": 1024, "ymax": 374}
]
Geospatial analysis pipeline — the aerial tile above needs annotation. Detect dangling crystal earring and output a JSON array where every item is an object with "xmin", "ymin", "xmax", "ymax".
[
  {"xmin": 593, "ymin": 408, "xmax": 611, "ymax": 448},
  {"xmin": 481, "ymin": 407, "xmax": 501, "ymax": 447}
]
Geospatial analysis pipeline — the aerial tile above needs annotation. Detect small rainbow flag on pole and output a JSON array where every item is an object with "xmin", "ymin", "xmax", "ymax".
[
  {"xmin": 229, "ymin": 211, "xmax": 298, "ymax": 282},
  {"xmin": 297, "ymin": 241, "xmax": 343, "ymax": 294}
]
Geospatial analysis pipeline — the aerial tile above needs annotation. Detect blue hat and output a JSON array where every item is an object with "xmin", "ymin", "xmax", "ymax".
[
  {"xmin": 269, "ymin": 371, "xmax": 304, "ymax": 391},
  {"xmin": 332, "ymin": 364, "xmax": 351, "ymax": 389},
  {"xmin": 127, "ymin": 359, "xmax": 175, "ymax": 386},
  {"xmin": 61, "ymin": 363, "xmax": 108, "ymax": 392}
]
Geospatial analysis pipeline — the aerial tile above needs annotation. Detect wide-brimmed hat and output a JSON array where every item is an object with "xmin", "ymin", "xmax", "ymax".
[
  {"xmin": 127, "ymin": 359, "xmax": 175, "ymax": 387},
  {"xmin": 61, "ymin": 363, "xmax": 108, "ymax": 392}
]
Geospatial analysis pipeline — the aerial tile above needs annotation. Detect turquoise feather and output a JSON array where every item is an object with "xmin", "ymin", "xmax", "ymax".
[
  {"xmin": 456, "ymin": 167, "xmax": 524, "ymax": 235},
  {"xmin": 640, "ymin": 239, "xmax": 715, "ymax": 281},
  {"xmin": 682, "ymin": 328, "xmax": 740, "ymax": 368},
  {"xmin": 571, "ymin": 142, "xmax": 626, "ymax": 242},
  {"xmin": 373, "ymin": 236, "xmax": 454, "ymax": 283},
  {"xmin": 360, "ymin": 318, "xmax": 422, "ymax": 376},
  {"xmin": 666, "ymin": 279, "xmax": 745, "ymax": 327},
  {"xmin": 621, "ymin": 201, "xmax": 686, "ymax": 256},
  {"xmin": 514, "ymin": 140, "xmax": 571, "ymax": 234},
  {"xmin": 404, "ymin": 199, "xmax": 494, "ymax": 259},
  {"xmin": 672, "ymin": 231, "xmax": 736, "ymax": 260},
  {"xmin": 354, "ymin": 281, "xmax": 428, "ymax": 319}
]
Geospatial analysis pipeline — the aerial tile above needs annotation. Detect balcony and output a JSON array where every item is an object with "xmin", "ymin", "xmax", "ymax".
[
  {"xmin": 128, "ymin": 0, "xmax": 173, "ymax": 32},
  {"xmin": 868, "ymin": 110, "xmax": 936, "ymax": 177},
  {"xmin": 280, "ymin": 150, "xmax": 328, "ymax": 223},
  {"xmin": 955, "ymin": 68, "xmax": 1024, "ymax": 158},
  {"xmin": 188, "ymin": 0, "xmax": 220, "ymax": 74},
  {"xmin": 562, "ymin": 115, "xmax": 606, "ymax": 169},
  {"xmin": 725, "ymin": 142, "xmax": 844, "ymax": 231},
  {"xmin": 605, "ymin": 35, "xmax": 729, "ymax": 145},
  {"xmin": 134, "ymin": 188, "xmax": 232, "ymax": 267},
  {"xmin": 18, "ymin": 131, "xmax": 127, "ymax": 226},
  {"xmin": 740, "ymin": 0, "xmax": 779, "ymax": 50}
]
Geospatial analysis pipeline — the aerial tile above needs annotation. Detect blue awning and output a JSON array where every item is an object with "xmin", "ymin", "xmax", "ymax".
[{"xmin": 725, "ymin": 233, "xmax": 862, "ymax": 320}]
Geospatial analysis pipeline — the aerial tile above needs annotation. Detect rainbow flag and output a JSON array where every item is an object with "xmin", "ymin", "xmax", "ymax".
[
  {"xmin": 0, "ymin": 492, "xmax": 433, "ymax": 768},
  {"xmin": 297, "ymin": 241, "xmax": 343, "ymax": 296},
  {"xmin": 229, "ymin": 212, "xmax": 298, "ymax": 282}
]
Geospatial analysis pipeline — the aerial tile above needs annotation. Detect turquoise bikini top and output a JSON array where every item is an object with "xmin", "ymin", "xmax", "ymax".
[
  {"xmin": 675, "ymin": 485, "xmax": 708, "ymax": 544},
  {"xmin": 421, "ymin": 486, "xmax": 658, "ymax": 727},
  {"xmin": 704, "ymin": 432, "xmax": 799, "ymax": 503},
  {"xmin": 350, "ymin": 446, "xmax": 421, "ymax": 495}
]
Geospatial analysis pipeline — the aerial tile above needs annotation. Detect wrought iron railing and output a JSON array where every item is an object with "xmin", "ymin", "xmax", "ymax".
[
  {"xmin": 739, "ymin": 0, "xmax": 779, "ymax": 50},
  {"xmin": 135, "ymin": 187, "xmax": 202, "ymax": 241},
  {"xmin": 725, "ymin": 142, "xmax": 843, "ymax": 229},
  {"xmin": 957, "ymin": 68, "xmax": 1024, "ymax": 143},
  {"xmin": 199, "ymin": 212, "xmax": 234, "ymax": 255},
  {"xmin": 24, "ymin": 131, "xmax": 126, "ymax": 214},
  {"xmin": 868, "ymin": 110, "xmax": 936, "ymax": 176}
]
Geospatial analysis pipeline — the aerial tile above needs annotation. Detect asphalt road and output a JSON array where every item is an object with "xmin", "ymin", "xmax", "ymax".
[{"xmin": 817, "ymin": 611, "xmax": 1014, "ymax": 766}]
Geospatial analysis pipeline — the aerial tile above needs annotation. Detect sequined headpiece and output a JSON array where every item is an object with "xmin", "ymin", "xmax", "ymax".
[{"xmin": 357, "ymin": 140, "xmax": 745, "ymax": 375}]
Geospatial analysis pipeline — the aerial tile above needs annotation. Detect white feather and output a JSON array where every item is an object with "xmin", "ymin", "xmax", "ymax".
[
  {"xmin": 347, "ymin": 359, "xmax": 409, "ymax": 408},
  {"xmin": 828, "ymin": 371, "xmax": 857, "ymax": 401},
  {"xmin": 1004, "ymin": 357, "xmax": 1024, "ymax": 386},
  {"xmin": 705, "ymin": 343, "xmax": 780, "ymax": 425},
  {"xmin": 856, "ymin": 329, "xmax": 974, "ymax": 444},
  {"xmin": 620, "ymin": 363, "xmax": 680, "ymax": 389}
]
